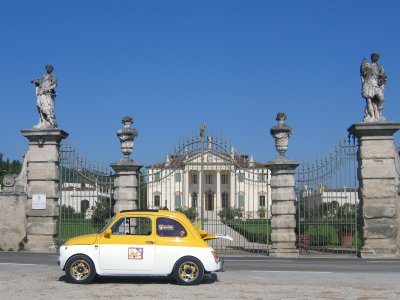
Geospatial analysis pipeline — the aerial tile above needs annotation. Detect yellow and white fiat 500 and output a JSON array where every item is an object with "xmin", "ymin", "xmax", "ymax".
[{"xmin": 58, "ymin": 210, "xmax": 229, "ymax": 285}]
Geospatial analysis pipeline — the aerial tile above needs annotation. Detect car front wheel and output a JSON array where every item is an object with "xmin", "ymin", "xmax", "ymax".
[
  {"xmin": 65, "ymin": 255, "xmax": 96, "ymax": 284},
  {"xmin": 173, "ymin": 256, "xmax": 204, "ymax": 285}
]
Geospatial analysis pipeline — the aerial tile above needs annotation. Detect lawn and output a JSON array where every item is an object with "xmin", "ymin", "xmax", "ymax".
[{"xmin": 58, "ymin": 221, "xmax": 101, "ymax": 244}]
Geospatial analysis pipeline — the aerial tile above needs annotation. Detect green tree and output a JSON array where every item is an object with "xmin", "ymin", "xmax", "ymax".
[
  {"xmin": 176, "ymin": 207, "xmax": 198, "ymax": 222},
  {"xmin": 0, "ymin": 153, "xmax": 22, "ymax": 187},
  {"xmin": 218, "ymin": 207, "xmax": 244, "ymax": 221},
  {"xmin": 91, "ymin": 197, "xmax": 114, "ymax": 226}
]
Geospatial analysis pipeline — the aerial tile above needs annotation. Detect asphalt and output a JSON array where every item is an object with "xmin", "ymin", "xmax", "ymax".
[{"xmin": 1, "ymin": 252, "xmax": 400, "ymax": 299}]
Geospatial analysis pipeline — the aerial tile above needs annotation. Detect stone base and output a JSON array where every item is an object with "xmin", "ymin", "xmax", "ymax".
[
  {"xmin": 24, "ymin": 235, "xmax": 58, "ymax": 253},
  {"xmin": 357, "ymin": 245, "xmax": 400, "ymax": 258},
  {"xmin": 269, "ymin": 248, "xmax": 299, "ymax": 257}
]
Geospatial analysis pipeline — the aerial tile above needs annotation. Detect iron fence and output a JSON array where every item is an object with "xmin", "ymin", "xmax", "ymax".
[
  {"xmin": 138, "ymin": 127, "xmax": 271, "ymax": 255},
  {"xmin": 295, "ymin": 135, "xmax": 360, "ymax": 256},
  {"xmin": 58, "ymin": 142, "xmax": 114, "ymax": 245}
]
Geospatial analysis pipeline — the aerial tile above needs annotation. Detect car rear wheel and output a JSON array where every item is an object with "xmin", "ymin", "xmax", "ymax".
[
  {"xmin": 65, "ymin": 255, "xmax": 96, "ymax": 284},
  {"xmin": 173, "ymin": 256, "xmax": 204, "ymax": 285}
]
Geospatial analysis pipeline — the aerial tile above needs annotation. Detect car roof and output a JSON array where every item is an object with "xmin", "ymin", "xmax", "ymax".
[{"xmin": 117, "ymin": 209, "xmax": 185, "ymax": 218}]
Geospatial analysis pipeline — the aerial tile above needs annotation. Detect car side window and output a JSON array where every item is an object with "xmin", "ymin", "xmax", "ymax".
[
  {"xmin": 156, "ymin": 217, "xmax": 187, "ymax": 237},
  {"xmin": 111, "ymin": 217, "xmax": 152, "ymax": 236}
]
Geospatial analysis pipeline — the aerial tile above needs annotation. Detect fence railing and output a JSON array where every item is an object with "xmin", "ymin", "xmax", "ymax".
[
  {"xmin": 295, "ymin": 135, "xmax": 360, "ymax": 255},
  {"xmin": 58, "ymin": 142, "xmax": 114, "ymax": 245}
]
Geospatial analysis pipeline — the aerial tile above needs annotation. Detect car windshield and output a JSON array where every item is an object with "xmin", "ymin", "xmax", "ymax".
[{"xmin": 97, "ymin": 216, "xmax": 115, "ymax": 234}]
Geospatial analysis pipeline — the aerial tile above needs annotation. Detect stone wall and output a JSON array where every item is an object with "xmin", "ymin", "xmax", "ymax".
[{"xmin": 0, "ymin": 193, "xmax": 27, "ymax": 251}]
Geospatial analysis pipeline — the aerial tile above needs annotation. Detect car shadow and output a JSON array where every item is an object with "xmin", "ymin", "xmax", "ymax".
[{"xmin": 58, "ymin": 273, "xmax": 219, "ymax": 285}]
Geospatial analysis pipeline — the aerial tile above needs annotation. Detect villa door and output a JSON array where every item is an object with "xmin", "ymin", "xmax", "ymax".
[{"xmin": 206, "ymin": 192, "xmax": 214, "ymax": 211}]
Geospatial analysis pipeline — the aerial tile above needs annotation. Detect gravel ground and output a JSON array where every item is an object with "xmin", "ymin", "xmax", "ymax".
[{"xmin": 1, "ymin": 264, "xmax": 400, "ymax": 299}]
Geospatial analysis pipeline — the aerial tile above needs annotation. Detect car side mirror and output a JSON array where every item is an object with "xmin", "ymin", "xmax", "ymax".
[{"xmin": 104, "ymin": 228, "xmax": 112, "ymax": 238}]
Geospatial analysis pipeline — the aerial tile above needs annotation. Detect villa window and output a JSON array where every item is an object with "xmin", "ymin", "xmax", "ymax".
[
  {"xmin": 154, "ymin": 195, "xmax": 161, "ymax": 207},
  {"xmin": 221, "ymin": 192, "xmax": 229, "ymax": 208},
  {"xmin": 239, "ymin": 194, "xmax": 245, "ymax": 208},
  {"xmin": 175, "ymin": 172, "xmax": 181, "ymax": 182},
  {"xmin": 80, "ymin": 200, "xmax": 90, "ymax": 213},
  {"xmin": 175, "ymin": 194, "xmax": 182, "ymax": 208},
  {"xmin": 154, "ymin": 173, "xmax": 161, "ymax": 182},
  {"xmin": 238, "ymin": 172, "xmax": 245, "ymax": 182},
  {"xmin": 191, "ymin": 192, "xmax": 197, "ymax": 207},
  {"xmin": 259, "ymin": 195, "xmax": 266, "ymax": 207},
  {"xmin": 258, "ymin": 173, "xmax": 266, "ymax": 182}
]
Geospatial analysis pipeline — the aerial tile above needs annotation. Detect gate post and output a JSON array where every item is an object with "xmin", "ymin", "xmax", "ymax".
[
  {"xmin": 111, "ymin": 161, "xmax": 142, "ymax": 213},
  {"xmin": 21, "ymin": 128, "xmax": 68, "ymax": 252},
  {"xmin": 111, "ymin": 116, "xmax": 142, "ymax": 213},
  {"xmin": 348, "ymin": 122, "xmax": 400, "ymax": 258},
  {"xmin": 266, "ymin": 113, "xmax": 299, "ymax": 257}
]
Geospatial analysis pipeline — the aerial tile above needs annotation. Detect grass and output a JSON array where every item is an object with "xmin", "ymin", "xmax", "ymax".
[
  {"xmin": 227, "ymin": 219, "xmax": 271, "ymax": 244},
  {"xmin": 58, "ymin": 221, "xmax": 101, "ymax": 244}
]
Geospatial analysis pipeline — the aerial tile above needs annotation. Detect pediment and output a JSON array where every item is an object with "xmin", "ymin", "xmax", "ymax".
[{"xmin": 184, "ymin": 150, "xmax": 231, "ymax": 165}]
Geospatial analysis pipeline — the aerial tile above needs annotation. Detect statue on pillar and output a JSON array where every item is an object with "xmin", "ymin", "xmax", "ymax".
[
  {"xmin": 117, "ymin": 116, "xmax": 138, "ymax": 160},
  {"xmin": 270, "ymin": 112, "xmax": 293, "ymax": 157},
  {"xmin": 360, "ymin": 53, "xmax": 387, "ymax": 122},
  {"xmin": 30, "ymin": 65, "xmax": 58, "ymax": 128}
]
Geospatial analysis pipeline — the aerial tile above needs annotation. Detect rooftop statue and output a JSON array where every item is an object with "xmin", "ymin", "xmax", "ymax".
[
  {"xmin": 360, "ymin": 53, "xmax": 387, "ymax": 122},
  {"xmin": 30, "ymin": 64, "xmax": 58, "ymax": 128}
]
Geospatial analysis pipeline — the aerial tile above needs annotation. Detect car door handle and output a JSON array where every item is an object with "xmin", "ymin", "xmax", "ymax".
[{"xmin": 145, "ymin": 240, "xmax": 155, "ymax": 244}]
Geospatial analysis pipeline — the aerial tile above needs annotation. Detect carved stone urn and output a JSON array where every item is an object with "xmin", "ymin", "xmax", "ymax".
[
  {"xmin": 117, "ymin": 116, "xmax": 138, "ymax": 160},
  {"xmin": 270, "ymin": 112, "xmax": 293, "ymax": 157}
]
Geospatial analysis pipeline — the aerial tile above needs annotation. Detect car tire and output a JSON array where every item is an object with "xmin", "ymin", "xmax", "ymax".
[
  {"xmin": 65, "ymin": 255, "xmax": 96, "ymax": 284},
  {"xmin": 173, "ymin": 256, "xmax": 204, "ymax": 285}
]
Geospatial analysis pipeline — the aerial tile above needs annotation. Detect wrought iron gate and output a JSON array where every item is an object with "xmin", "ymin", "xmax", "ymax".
[
  {"xmin": 295, "ymin": 135, "xmax": 361, "ymax": 256},
  {"xmin": 58, "ymin": 142, "xmax": 114, "ymax": 245},
  {"xmin": 138, "ymin": 125, "xmax": 271, "ymax": 255}
]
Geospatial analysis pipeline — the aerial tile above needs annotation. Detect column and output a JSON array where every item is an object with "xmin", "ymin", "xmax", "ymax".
[
  {"xmin": 198, "ymin": 171, "xmax": 202, "ymax": 208},
  {"xmin": 184, "ymin": 170, "xmax": 189, "ymax": 207},
  {"xmin": 21, "ymin": 128, "xmax": 68, "ymax": 252},
  {"xmin": 216, "ymin": 171, "xmax": 221, "ymax": 211},
  {"xmin": 348, "ymin": 122, "xmax": 400, "ymax": 258},
  {"xmin": 230, "ymin": 171, "xmax": 236, "ymax": 207}
]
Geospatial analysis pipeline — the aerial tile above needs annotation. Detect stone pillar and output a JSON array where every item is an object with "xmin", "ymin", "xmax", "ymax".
[
  {"xmin": 348, "ymin": 122, "xmax": 400, "ymax": 258},
  {"xmin": 266, "ymin": 113, "xmax": 299, "ymax": 257},
  {"xmin": 266, "ymin": 159, "xmax": 299, "ymax": 257},
  {"xmin": 21, "ymin": 128, "xmax": 68, "ymax": 252},
  {"xmin": 111, "ymin": 116, "xmax": 142, "ymax": 213},
  {"xmin": 111, "ymin": 160, "xmax": 142, "ymax": 213}
]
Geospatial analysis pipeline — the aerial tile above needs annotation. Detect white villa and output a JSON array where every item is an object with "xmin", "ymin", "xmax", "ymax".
[
  {"xmin": 299, "ymin": 184, "xmax": 359, "ymax": 210},
  {"xmin": 60, "ymin": 182, "xmax": 111, "ymax": 218},
  {"xmin": 146, "ymin": 144, "xmax": 271, "ymax": 219}
]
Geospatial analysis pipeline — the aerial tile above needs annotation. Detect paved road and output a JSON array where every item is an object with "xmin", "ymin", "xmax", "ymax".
[{"xmin": 1, "ymin": 252, "xmax": 400, "ymax": 299}]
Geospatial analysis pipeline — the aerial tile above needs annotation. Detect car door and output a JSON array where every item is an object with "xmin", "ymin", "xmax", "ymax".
[
  {"xmin": 98, "ymin": 215, "xmax": 156, "ymax": 273},
  {"xmin": 154, "ymin": 217, "xmax": 190, "ymax": 273}
]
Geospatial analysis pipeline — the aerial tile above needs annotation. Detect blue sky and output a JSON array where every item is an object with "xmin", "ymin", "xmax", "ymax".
[{"xmin": 1, "ymin": 0, "xmax": 399, "ymax": 167}]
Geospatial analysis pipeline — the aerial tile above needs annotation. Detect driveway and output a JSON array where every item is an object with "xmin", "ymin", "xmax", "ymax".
[{"xmin": 1, "ymin": 252, "xmax": 400, "ymax": 299}]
